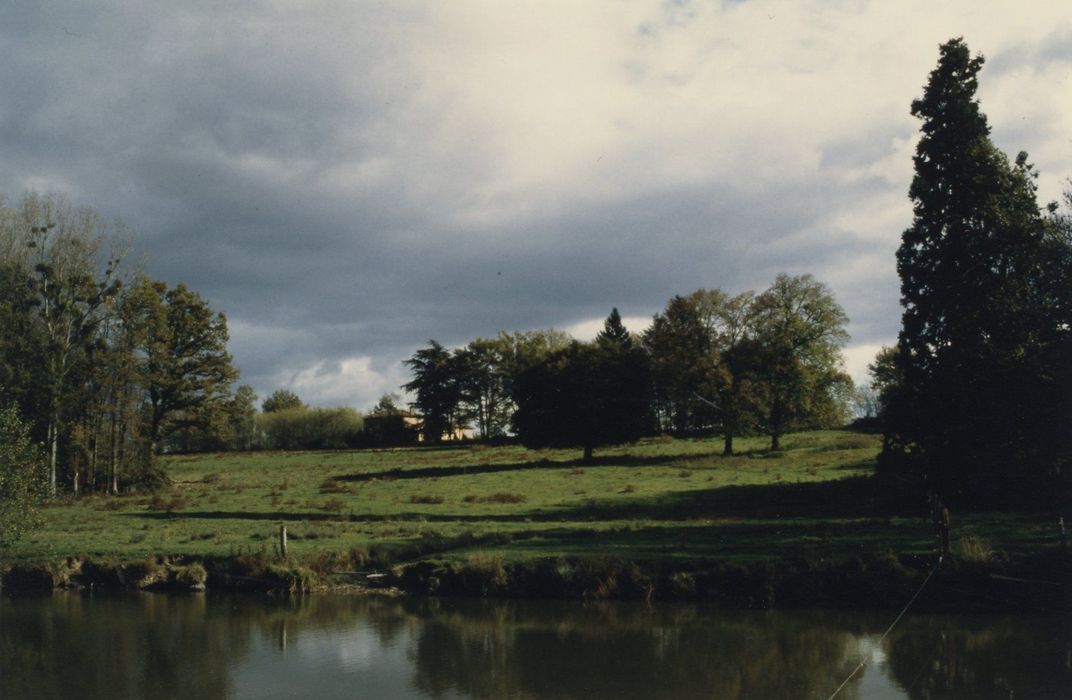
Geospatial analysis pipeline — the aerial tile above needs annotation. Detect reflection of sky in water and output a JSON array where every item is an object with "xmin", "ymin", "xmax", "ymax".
[
  {"xmin": 230, "ymin": 621, "xmax": 466, "ymax": 700},
  {"xmin": 225, "ymin": 606, "xmax": 918, "ymax": 700}
]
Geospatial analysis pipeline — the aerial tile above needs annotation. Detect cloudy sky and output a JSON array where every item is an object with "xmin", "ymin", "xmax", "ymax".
[{"xmin": 3, "ymin": 1, "xmax": 1070, "ymax": 409}]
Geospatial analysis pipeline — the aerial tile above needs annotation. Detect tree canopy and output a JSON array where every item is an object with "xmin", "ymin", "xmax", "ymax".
[
  {"xmin": 511, "ymin": 311, "xmax": 652, "ymax": 461},
  {"xmin": 884, "ymin": 38, "xmax": 1072, "ymax": 504},
  {"xmin": 262, "ymin": 389, "xmax": 304, "ymax": 414},
  {"xmin": 750, "ymin": 274, "xmax": 852, "ymax": 450},
  {"xmin": 0, "ymin": 192, "xmax": 244, "ymax": 493}
]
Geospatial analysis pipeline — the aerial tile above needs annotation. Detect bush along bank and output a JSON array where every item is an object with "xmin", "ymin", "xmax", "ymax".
[
  {"xmin": 3, "ymin": 549, "xmax": 1069, "ymax": 612},
  {"xmin": 0, "ymin": 552, "xmax": 317, "ymax": 595},
  {"xmin": 390, "ymin": 550, "xmax": 1072, "ymax": 613},
  {"xmin": 2, "ymin": 556, "xmax": 209, "ymax": 593}
]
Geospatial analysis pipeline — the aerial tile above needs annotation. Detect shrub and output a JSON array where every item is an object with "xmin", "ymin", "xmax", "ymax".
[
  {"xmin": 148, "ymin": 495, "xmax": 186, "ymax": 512},
  {"xmin": 459, "ymin": 553, "xmax": 508, "ymax": 593},
  {"xmin": 954, "ymin": 536, "xmax": 1001, "ymax": 564},
  {"xmin": 123, "ymin": 557, "xmax": 169, "ymax": 588},
  {"xmin": 258, "ymin": 406, "xmax": 364, "ymax": 450},
  {"xmin": 319, "ymin": 478, "xmax": 351, "ymax": 494},
  {"xmin": 301, "ymin": 550, "xmax": 351, "ymax": 576},
  {"xmin": 0, "ymin": 406, "xmax": 46, "ymax": 548},
  {"xmin": 171, "ymin": 562, "xmax": 207, "ymax": 588}
]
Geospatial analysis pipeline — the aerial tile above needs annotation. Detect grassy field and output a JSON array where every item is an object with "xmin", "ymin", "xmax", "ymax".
[{"xmin": 5, "ymin": 430, "xmax": 1060, "ymax": 574}]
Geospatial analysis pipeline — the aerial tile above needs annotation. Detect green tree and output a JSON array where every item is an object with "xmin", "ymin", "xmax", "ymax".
[
  {"xmin": 226, "ymin": 384, "xmax": 259, "ymax": 451},
  {"xmin": 258, "ymin": 406, "xmax": 363, "ymax": 450},
  {"xmin": 595, "ymin": 307, "xmax": 633, "ymax": 349},
  {"xmin": 454, "ymin": 339, "xmax": 512, "ymax": 440},
  {"xmin": 887, "ymin": 38, "xmax": 1072, "ymax": 503},
  {"xmin": 364, "ymin": 393, "xmax": 417, "ymax": 446},
  {"xmin": 0, "ymin": 405, "xmax": 46, "ymax": 551},
  {"xmin": 692, "ymin": 289, "xmax": 760, "ymax": 456},
  {"xmin": 126, "ymin": 277, "xmax": 238, "ymax": 457},
  {"xmin": 492, "ymin": 329, "xmax": 573, "ymax": 393},
  {"xmin": 403, "ymin": 340, "xmax": 463, "ymax": 443},
  {"xmin": 643, "ymin": 295, "xmax": 720, "ymax": 435},
  {"xmin": 369, "ymin": 393, "xmax": 403, "ymax": 415},
  {"xmin": 0, "ymin": 263, "xmax": 46, "ymax": 432},
  {"xmin": 21, "ymin": 194, "xmax": 124, "ymax": 495},
  {"xmin": 512, "ymin": 312, "xmax": 651, "ymax": 462},
  {"xmin": 751, "ymin": 274, "xmax": 852, "ymax": 451},
  {"xmin": 262, "ymin": 389, "xmax": 303, "ymax": 413}
]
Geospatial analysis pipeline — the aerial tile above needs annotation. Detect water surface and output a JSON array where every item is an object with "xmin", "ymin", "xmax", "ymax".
[{"xmin": 1, "ymin": 592, "xmax": 1068, "ymax": 699}]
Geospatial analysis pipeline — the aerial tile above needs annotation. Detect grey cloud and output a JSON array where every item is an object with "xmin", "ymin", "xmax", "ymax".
[
  {"xmin": 986, "ymin": 27, "xmax": 1072, "ymax": 76},
  {"xmin": 3, "ymin": 3, "xmax": 1061, "ymax": 407}
]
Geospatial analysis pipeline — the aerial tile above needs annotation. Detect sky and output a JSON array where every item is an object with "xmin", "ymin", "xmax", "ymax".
[{"xmin": 2, "ymin": 1, "xmax": 1070, "ymax": 409}]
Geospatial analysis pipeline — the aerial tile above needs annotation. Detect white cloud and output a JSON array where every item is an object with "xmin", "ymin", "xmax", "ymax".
[
  {"xmin": 374, "ymin": 0, "xmax": 1072, "ymax": 229},
  {"xmin": 270, "ymin": 356, "xmax": 406, "ymax": 411},
  {"xmin": 564, "ymin": 314, "xmax": 653, "ymax": 342},
  {"xmin": 842, "ymin": 343, "xmax": 888, "ymax": 386}
]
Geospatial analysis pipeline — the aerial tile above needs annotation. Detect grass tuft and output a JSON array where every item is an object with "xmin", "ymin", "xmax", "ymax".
[{"xmin": 409, "ymin": 494, "xmax": 445, "ymax": 504}]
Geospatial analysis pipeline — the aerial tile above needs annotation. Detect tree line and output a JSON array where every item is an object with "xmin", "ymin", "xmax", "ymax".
[
  {"xmin": 0, "ymin": 193, "xmax": 242, "ymax": 495},
  {"xmin": 403, "ymin": 273, "xmax": 854, "ymax": 461}
]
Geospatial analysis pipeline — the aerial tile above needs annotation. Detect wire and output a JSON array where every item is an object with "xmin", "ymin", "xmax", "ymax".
[{"xmin": 826, "ymin": 555, "xmax": 944, "ymax": 700}]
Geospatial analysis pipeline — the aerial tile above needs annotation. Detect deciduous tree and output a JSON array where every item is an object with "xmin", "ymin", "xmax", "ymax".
[
  {"xmin": 126, "ymin": 277, "xmax": 238, "ymax": 457},
  {"xmin": 751, "ymin": 274, "xmax": 851, "ymax": 450},
  {"xmin": 0, "ymin": 405, "xmax": 46, "ymax": 550},
  {"xmin": 513, "ymin": 312, "xmax": 651, "ymax": 462},
  {"xmin": 262, "ymin": 389, "xmax": 303, "ymax": 414}
]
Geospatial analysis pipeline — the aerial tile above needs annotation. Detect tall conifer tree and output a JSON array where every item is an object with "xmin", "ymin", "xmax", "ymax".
[{"xmin": 887, "ymin": 38, "xmax": 1072, "ymax": 503}]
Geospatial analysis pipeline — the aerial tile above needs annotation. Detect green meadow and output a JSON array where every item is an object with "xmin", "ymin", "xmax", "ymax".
[{"xmin": 6, "ymin": 430, "xmax": 1058, "ymax": 573}]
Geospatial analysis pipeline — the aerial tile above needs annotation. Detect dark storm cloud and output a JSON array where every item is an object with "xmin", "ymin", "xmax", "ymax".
[{"xmin": 3, "ymin": 2, "xmax": 1068, "ymax": 404}]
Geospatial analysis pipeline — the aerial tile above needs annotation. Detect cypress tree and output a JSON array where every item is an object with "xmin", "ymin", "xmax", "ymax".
[{"xmin": 886, "ymin": 38, "xmax": 1072, "ymax": 505}]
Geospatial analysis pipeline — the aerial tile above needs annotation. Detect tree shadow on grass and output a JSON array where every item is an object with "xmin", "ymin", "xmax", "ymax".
[{"xmin": 552, "ymin": 476, "xmax": 919, "ymax": 521}]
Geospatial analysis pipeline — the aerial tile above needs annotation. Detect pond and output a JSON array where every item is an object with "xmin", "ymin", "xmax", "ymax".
[{"xmin": 1, "ymin": 592, "xmax": 1068, "ymax": 699}]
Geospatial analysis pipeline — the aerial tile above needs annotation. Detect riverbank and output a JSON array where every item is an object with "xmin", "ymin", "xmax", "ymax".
[
  {"xmin": 3, "ymin": 431, "xmax": 1068, "ymax": 610},
  {"xmin": 3, "ymin": 547, "xmax": 1069, "ymax": 613}
]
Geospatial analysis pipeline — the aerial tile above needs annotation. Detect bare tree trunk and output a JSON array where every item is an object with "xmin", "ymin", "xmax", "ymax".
[
  {"xmin": 114, "ymin": 417, "xmax": 127, "ymax": 495},
  {"xmin": 109, "ymin": 412, "xmax": 119, "ymax": 495},
  {"xmin": 48, "ymin": 417, "xmax": 58, "ymax": 497},
  {"xmin": 89, "ymin": 410, "xmax": 102, "ymax": 492}
]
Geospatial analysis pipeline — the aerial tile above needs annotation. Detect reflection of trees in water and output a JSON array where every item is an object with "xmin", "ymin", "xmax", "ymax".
[
  {"xmin": 406, "ymin": 600, "xmax": 872, "ymax": 700},
  {"xmin": 884, "ymin": 614, "xmax": 1072, "ymax": 699},
  {"xmin": 221, "ymin": 593, "xmax": 414, "ymax": 652},
  {"xmin": 0, "ymin": 592, "xmax": 431, "ymax": 700},
  {"xmin": 6, "ymin": 593, "xmax": 1065, "ymax": 700},
  {"xmin": 0, "ymin": 592, "xmax": 244, "ymax": 699}
]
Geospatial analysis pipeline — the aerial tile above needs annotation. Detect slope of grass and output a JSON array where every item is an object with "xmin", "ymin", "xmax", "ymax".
[{"xmin": 4, "ymin": 431, "xmax": 1059, "ymax": 572}]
